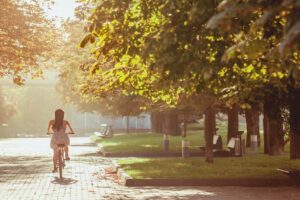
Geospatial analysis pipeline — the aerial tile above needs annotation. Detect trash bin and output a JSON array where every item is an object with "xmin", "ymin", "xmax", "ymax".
[{"xmin": 234, "ymin": 131, "xmax": 244, "ymax": 157}]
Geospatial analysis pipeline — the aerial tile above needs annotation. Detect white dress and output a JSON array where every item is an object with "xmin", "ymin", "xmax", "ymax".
[{"xmin": 50, "ymin": 127, "xmax": 70, "ymax": 149}]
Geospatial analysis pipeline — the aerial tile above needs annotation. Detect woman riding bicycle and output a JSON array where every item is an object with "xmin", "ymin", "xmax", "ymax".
[{"xmin": 47, "ymin": 109, "xmax": 74, "ymax": 173}]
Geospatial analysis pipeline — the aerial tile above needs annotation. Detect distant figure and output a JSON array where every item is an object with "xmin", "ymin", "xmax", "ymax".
[{"xmin": 47, "ymin": 109, "xmax": 74, "ymax": 173}]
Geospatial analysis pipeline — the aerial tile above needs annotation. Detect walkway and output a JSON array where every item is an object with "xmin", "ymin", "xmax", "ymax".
[{"xmin": 0, "ymin": 137, "xmax": 299, "ymax": 200}]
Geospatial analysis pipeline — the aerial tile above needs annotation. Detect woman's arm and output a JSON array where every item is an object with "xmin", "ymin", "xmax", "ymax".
[
  {"xmin": 66, "ymin": 121, "xmax": 74, "ymax": 133},
  {"xmin": 47, "ymin": 120, "xmax": 53, "ymax": 134}
]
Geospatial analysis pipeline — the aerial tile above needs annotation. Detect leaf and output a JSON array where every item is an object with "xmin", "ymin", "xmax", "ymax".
[
  {"xmin": 243, "ymin": 40, "xmax": 269, "ymax": 59},
  {"xmin": 79, "ymin": 33, "xmax": 94, "ymax": 48}
]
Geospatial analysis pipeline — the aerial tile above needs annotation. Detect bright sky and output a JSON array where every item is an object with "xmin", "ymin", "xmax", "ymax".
[{"xmin": 46, "ymin": 0, "xmax": 78, "ymax": 20}]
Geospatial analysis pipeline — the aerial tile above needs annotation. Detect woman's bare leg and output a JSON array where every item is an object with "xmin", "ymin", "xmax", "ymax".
[
  {"xmin": 64, "ymin": 146, "xmax": 69, "ymax": 160},
  {"xmin": 53, "ymin": 149, "xmax": 58, "ymax": 171}
]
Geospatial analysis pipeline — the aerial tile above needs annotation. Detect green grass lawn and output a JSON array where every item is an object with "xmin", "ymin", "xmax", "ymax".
[
  {"xmin": 90, "ymin": 121, "xmax": 232, "ymax": 154},
  {"xmin": 91, "ymin": 132, "xmax": 205, "ymax": 154},
  {"xmin": 90, "ymin": 121, "xmax": 268, "ymax": 154},
  {"xmin": 117, "ymin": 155, "xmax": 299, "ymax": 179},
  {"xmin": 91, "ymin": 123, "xmax": 294, "ymax": 180}
]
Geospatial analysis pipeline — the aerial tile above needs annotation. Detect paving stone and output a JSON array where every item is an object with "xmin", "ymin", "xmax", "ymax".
[{"xmin": 0, "ymin": 137, "xmax": 299, "ymax": 200}]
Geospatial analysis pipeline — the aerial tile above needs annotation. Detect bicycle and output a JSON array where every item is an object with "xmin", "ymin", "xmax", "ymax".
[
  {"xmin": 47, "ymin": 132, "xmax": 74, "ymax": 179},
  {"xmin": 56, "ymin": 143, "xmax": 66, "ymax": 179}
]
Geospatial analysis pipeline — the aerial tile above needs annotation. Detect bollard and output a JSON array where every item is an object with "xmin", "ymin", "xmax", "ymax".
[
  {"xmin": 250, "ymin": 135, "xmax": 258, "ymax": 151},
  {"xmin": 182, "ymin": 140, "xmax": 190, "ymax": 158},
  {"xmin": 163, "ymin": 134, "xmax": 169, "ymax": 152},
  {"xmin": 234, "ymin": 138, "xmax": 241, "ymax": 156},
  {"xmin": 241, "ymin": 139, "xmax": 246, "ymax": 156}
]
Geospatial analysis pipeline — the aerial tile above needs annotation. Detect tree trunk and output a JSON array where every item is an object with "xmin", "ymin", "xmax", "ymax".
[
  {"xmin": 150, "ymin": 112, "xmax": 164, "ymax": 133},
  {"xmin": 289, "ymin": 87, "xmax": 300, "ymax": 159},
  {"xmin": 264, "ymin": 98, "xmax": 284, "ymax": 155},
  {"xmin": 245, "ymin": 105, "xmax": 260, "ymax": 147},
  {"xmin": 263, "ymin": 114, "xmax": 269, "ymax": 154},
  {"xmin": 162, "ymin": 111, "xmax": 181, "ymax": 136},
  {"xmin": 126, "ymin": 116, "xmax": 129, "ymax": 133},
  {"xmin": 204, "ymin": 106, "xmax": 216, "ymax": 163},
  {"xmin": 169, "ymin": 111, "xmax": 181, "ymax": 136},
  {"xmin": 227, "ymin": 104, "xmax": 239, "ymax": 143},
  {"xmin": 182, "ymin": 113, "xmax": 187, "ymax": 138},
  {"xmin": 150, "ymin": 113, "xmax": 156, "ymax": 132}
]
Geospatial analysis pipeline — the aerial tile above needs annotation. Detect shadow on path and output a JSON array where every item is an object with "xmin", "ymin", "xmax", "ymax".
[
  {"xmin": 0, "ymin": 156, "xmax": 51, "ymax": 182},
  {"xmin": 51, "ymin": 177, "xmax": 78, "ymax": 185}
]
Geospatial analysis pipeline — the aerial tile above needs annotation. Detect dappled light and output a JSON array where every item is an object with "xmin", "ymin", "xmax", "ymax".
[
  {"xmin": 118, "ymin": 156, "xmax": 300, "ymax": 179},
  {"xmin": 141, "ymin": 144, "xmax": 159, "ymax": 148},
  {"xmin": 1, "ymin": 0, "xmax": 300, "ymax": 199}
]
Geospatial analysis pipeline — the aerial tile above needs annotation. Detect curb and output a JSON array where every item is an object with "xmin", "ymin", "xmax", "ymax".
[
  {"xmin": 123, "ymin": 178, "xmax": 295, "ymax": 187},
  {"xmin": 111, "ymin": 160, "xmax": 132, "ymax": 185},
  {"xmin": 118, "ymin": 168, "xmax": 133, "ymax": 185},
  {"xmin": 111, "ymin": 160, "xmax": 120, "ymax": 173}
]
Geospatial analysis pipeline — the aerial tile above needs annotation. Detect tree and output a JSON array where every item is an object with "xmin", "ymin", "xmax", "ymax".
[
  {"xmin": 0, "ymin": 0, "xmax": 55, "ymax": 125},
  {"xmin": 207, "ymin": 0, "xmax": 300, "ymax": 55},
  {"xmin": 54, "ymin": 20, "xmax": 147, "ymax": 123},
  {"xmin": 0, "ymin": 0, "xmax": 55, "ymax": 84},
  {"xmin": 208, "ymin": 0, "xmax": 300, "ymax": 158},
  {"xmin": 77, "ymin": 0, "xmax": 247, "ymax": 162},
  {"xmin": 78, "ymin": 0, "xmax": 297, "ymax": 161},
  {"xmin": 0, "ymin": 87, "xmax": 15, "ymax": 125}
]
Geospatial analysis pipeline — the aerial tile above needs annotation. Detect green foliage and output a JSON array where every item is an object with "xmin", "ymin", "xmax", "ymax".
[
  {"xmin": 54, "ymin": 20, "xmax": 146, "ymax": 117},
  {"xmin": 76, "ymin": 0, "xmax": 226, "ymax": 112},
  {"xmin": 208, "ymin": 0, "xmax": 300, "ymax": 75},
  {"xmin": 74, "ymin": 0, "xmax": 300, "ymax": 118}
]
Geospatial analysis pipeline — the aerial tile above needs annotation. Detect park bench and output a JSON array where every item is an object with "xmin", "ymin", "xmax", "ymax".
[
  {"xmin": 199, "ymin": 134, "xmax": 244, "ymax": 157},
  {"xmin": 94, "ymin": 124, "xmax": 113, "ymax": 138},
  {"xmin": 199, "ymin": 135, "xmax": 223, "ymax": 151},
  {"xmin": 199, "ymin": 128, "xmax": 222, "ymax": 152},
  {"xmin": 199, "ymin": 135, "xmax": 230, "ymax": 156}
]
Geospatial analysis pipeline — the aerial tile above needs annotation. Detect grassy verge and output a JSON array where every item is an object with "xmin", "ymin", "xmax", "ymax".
[
  {"xmin": 117, "ymin": 155, "xmax": 299, "ymax": 179},
  {"xmin": 91, "ymin": 132, "xmax": 205, "ymax": 154}
]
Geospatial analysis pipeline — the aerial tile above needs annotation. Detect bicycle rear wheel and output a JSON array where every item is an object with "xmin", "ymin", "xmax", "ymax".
[{"xmin": 58, "ymin": 149, "xmax": 63, "ymax": 179}]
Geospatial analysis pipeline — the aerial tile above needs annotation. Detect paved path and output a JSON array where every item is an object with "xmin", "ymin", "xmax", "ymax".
[{"xmin": 0, "ymin": 137, "xmax": 299, "ymax": 200}]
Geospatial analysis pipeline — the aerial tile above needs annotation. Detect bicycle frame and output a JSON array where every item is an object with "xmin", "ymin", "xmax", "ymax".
[{"xmin": 57, "ymin": 144, "xmax": 66, "ymax": 179}]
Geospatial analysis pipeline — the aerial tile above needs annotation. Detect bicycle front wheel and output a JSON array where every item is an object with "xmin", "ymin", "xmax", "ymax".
[{"xmin": 58, "ymin": 149, "xmax": 63, "ymax": 179}]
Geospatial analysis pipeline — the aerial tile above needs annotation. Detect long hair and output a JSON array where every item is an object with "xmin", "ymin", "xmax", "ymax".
[{"xmin": 52, "ymin": 109, "xmax": 64, "ymax": 131}]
